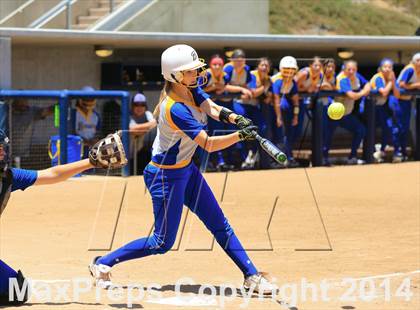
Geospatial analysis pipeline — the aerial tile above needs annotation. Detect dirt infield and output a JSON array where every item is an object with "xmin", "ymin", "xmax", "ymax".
[{"xmin": 1, "ymin": 162, "xmax": 419, "ymax": 309}]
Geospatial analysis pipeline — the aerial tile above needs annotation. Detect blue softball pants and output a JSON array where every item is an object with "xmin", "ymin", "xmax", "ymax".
[
  {"xmin": 0, "ymin": 260, "xmax": 18, "ymax": 296},
  {"xmin": 261, "ymin": 103, "xmax": 283, "ymax": 146},
  {"xmin": 281, "ymin": 99, "xmax": 305, "ymax": 160},
  {"xmin": 390, "ymin": 99, "xmax": 412, "ymax": 156},
  {"xmin": 206, "ymin": 100, "xmax": 234, "ymax": 166},
  {"xmin": 97, "ymin": 162, "xmax": 258, "ymax": 277},
  {"xmin": 375, "ymin": 104, "xmax": 392, "ymax": 151},
  {"xmin": 233, "ymin": 101, "xmax": 265, "ymax": 159},
  {"xmin": 323, "ymin": 114, "xmax": 366, "ymax": 159}
]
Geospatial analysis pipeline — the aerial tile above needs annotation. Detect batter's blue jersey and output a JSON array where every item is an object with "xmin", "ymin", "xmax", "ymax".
[{"xmin": 10, "ymin": 168, "xmax": 38, "ymax": 192}]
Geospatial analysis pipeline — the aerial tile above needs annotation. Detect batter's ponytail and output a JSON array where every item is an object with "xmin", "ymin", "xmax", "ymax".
[{"xmin": 153, "ymin": 81, "xmax": 172, "ymax": 119}]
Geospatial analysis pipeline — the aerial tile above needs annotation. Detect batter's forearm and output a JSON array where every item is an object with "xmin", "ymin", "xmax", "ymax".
[{"xmin": 204, "ymin": 133, "xmax": 240, "ymax": 152}]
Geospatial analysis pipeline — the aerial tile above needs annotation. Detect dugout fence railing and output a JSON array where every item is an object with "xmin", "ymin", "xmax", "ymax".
[
  {"xmin": 201, "ymin": 90, "xmax": 420, "ymax": 170},
  {"xmin": 299, "ymin": 90, "xmax": 420, "ymax": 166},
  {"xmin": 0, "ymin": 89, "xmax": 130, "ymax": 176},
  {"xmin": 1, "ymin": 89, "xmax": 419, "ymax": 175}
]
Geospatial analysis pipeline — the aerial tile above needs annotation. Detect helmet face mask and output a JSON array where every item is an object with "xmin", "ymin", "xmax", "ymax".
[
  {"xmin": 180, "ymin": 65, "xmax": 208, "ymax": 88},
  {"xmin": 281, "ymin": 68, "xmax": 297, "ymax": 79},
  {"xmin": 279, "ymin": 56, "xmax": 298, "ymax": 80}
]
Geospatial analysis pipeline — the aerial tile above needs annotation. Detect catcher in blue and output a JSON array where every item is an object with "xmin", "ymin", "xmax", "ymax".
[
  {"xmin": 0, "ymin": 131, "xmax": 126, "ymax": 305},
  {"xmin": 89, "ymin": 44, "xmax": 277, "ymax": 295}
]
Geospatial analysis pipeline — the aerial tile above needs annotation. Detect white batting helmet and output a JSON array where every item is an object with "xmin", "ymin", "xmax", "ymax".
[
  {"xmin": 279, "ymin": 56, "xmax": 298, "ymax": 70},
  {"xmin": 161, "ymin": 44, "xmax": 206, "ymax": 83}
]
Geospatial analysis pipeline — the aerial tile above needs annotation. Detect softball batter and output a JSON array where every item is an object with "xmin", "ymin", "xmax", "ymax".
[{"xmin": 89, "ymin": 45, "xmax": 277, "ymax": 295}]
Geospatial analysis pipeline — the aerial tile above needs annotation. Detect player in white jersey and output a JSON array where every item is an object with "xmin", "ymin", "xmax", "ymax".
[{"xmin": 89, "ymin": 45, "xmax": 277, "ymax": 295}]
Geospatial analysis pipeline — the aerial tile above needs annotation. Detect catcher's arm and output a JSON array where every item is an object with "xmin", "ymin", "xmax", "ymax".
[{"xmin": 35, "ymin": 159, "xmax": 93, "ymax": 185}]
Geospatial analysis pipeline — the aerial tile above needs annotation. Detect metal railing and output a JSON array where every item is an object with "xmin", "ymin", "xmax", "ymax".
[
  {"xmin": 0, "ymin": 0, "xmax": 36, "ymax": 26},
  {"xmin": 29, "ymin": 0, "xmax": 117, "ymax": 30},
  {"xmin": 202, "ymin": 90, "xmax": 420, "ymax": 167}
]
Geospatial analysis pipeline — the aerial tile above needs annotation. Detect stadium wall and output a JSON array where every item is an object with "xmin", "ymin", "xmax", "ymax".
[
  {"xmin": 120, "ymin": 0, "xmax": 269, "ymax": 34},
  {"xmin": 12, "ymin": 45, "xmax": 101, "ymax": 90}
]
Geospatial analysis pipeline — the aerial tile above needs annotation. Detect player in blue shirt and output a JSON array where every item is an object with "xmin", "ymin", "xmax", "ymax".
[
  {"xmin": 320, "ymin": 59, "xmax": 337, "ymax": 160},
  {"xmin": 0, "ymin": 131, "xmax": 99, "ymax": 305},
  {"xmin": 323, "ymin": 60, "xmax": 370, "ymax": 165},
  {"xmin": 271, "ymin": 56, "xmax": 300, "ymax": 164},
  {"xmin": 235, "ymin": 57, "xmax": 271, "ymax": 169},
  {"xmin": 201, "ymin": 54, "xmax": 232, "ymax": 170},
  {"xmin": 223, "ymin": 49, "xmax": 255, "ymax": 166},
  {"xmin": 392, "ymin": 53, "xmax": 420, "ymax": 162},
  {"xmin": 249, "ymin": 57, "xmax": 279, "ymax": 168},
  {"xmin": 369, "ymin": 58, "xmax": 399, "ymax": 162}
]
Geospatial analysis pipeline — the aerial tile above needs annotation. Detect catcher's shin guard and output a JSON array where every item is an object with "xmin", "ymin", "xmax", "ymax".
[{"xmin": 0, "ymin": 260, "xmax": 29, "ymax": 305}]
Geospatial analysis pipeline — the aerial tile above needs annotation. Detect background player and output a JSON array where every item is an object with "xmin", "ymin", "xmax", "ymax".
[
  {"xmin": 235, "ymin": 58, "xmax": 269, "ymax": 169},
  {"xmin": 295, "ymin": 56, "xmax": 324, "ymax": 104},
  {"xmin": 271, "ymin": 56, "xmax": 300, "ymax": 166},
  {"xmin": 73, "ymin": 86, "xmax": 101, "ymax": 158},
  {"xmin": 129, "ymin": 93, "xmax": 157, "ymax": 174},
  {"xmin": 0, "ymin": 131, "xmax": 126, "ymax": 305},
  {"xmin": 323, "ymin": 60, "xmax": 370, "ymax": 165},
  {"xmin": 89, "ymin": 44, "xmax": 277, "ymax": 295},
  {"xmin": 223, "ymin": 49, "xmax": 255, "ymax": 167},
  {"xmin": 393, "ymin": 52, "xmax": 420, "ymax": 162},
  {"xmin": 249, "ymin": 57, "xmax": 276, "ymax": 168},
  {"xmin": 201, "ymin": 54, "xmax": 231, "ymax": 170},
  {"xmin": 320, "ymin": 59, "xmax": 337, "ymax": 165},
  {"xmin": 370, "ymin": 58, "xmax": 399, "ymax": 162}
]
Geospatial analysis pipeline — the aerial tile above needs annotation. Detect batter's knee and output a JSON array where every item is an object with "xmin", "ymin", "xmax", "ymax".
[{"xmin": 150, "ymin": 234, "xmax": 176, "ymax": 255}]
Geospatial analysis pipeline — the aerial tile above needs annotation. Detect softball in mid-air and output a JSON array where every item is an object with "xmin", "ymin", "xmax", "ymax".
[{"xmin": 328, "ymin": 101, "xmax": 345, "ymax": 120}]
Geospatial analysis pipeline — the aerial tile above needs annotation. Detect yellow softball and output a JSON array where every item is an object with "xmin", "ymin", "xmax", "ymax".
[{"xmin": 328, "ymin": 101, "xmax": 345, "ymax": 120}]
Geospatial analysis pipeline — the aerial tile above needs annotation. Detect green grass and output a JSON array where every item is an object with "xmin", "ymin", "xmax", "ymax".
[
  {"xmin": 389, "ymin": 0, "xmax": 420, "ymax": 14},
  {"xmin": 270, "ymin": 0, "xmax": 419, "ymax": 35}
]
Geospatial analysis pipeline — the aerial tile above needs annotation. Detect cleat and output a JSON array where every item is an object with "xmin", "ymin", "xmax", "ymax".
[
  {"xmin": 243, "ymin": 272, "xmax": 278, "ymax": 295},
  {"xmin": 89, "ymin": 256, "xmax": 113, "ymax": 289}
]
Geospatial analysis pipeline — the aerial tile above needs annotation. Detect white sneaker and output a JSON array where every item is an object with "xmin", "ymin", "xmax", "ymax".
[
  {"xmin": 241, "ymin": 150, "xmax": 255, "ymax": 169},
  {"xmin": 89, "ymin": 257, "xmax": 113, "ymax": 289},
  {"xmin": 357, "ymin": 159, "xmax": 366, "ymax": 165},
  {"xmin": 243, "ymin": 272, "xmax": 278, "ymax": 295},
  {"xmin": 373, "ymin": 150, "xmax": 384, "ymax": 163}
]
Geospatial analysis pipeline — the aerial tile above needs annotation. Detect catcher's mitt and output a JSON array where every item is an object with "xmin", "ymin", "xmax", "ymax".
[{"xmin": 89, "ymin": 132, "xmax": 127, "ymax": 169}]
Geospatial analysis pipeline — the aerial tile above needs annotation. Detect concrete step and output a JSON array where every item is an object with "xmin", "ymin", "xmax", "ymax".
[
  {"xmin": 71, "ymin": 24, "xmax": 90, "ymax": 30},
  {"xmin": 98, "ymin": 0, "xmax": 124, "ymax": 9},
  {"xmin": 88, "ymin": 7, "xmax": 110, "ymax": 17},
  {"xmin": 78, "ymin": 15, "xmax": 101, "ymax": 24}
]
